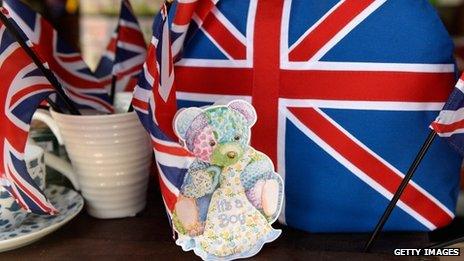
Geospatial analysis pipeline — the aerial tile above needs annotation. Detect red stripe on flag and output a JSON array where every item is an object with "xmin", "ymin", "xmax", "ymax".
[
  {"xmin": 280, "ymin": 70, "xmax": 455, "ymax": 102},
  {"xmin": 10, "ymin": 84, "xmax": 53, "ymax": 106},
  {"xmin": 130, "ymin": 97, "xmax": 149, "ymax": 111},
  {"xmin": 289, "ymin": 0, "xmax": 375, "ymax": 61},
  {"xmin": 195, "ymin": 0, "xmax": 216, "ymax": 20},
  {"xmin": 115, "ymin": 62, "xmax": 144, "ymax": 79},
  {"xmin": 289, "ymin": 107, "xmax": 453, "ymax": 228},
  {"xmin": 175, "ymin": 68, "xmax": 454, "ymax": 102},
  {"xmin": 157, "ymin": 169, "xmax": 177, "ymax": 212},
  {"xmin": 175, "ymin": 66, "xmax": 252, "ymax": 95},
  {"xmin": 57, "ymin": 54, "xmax": 84, "ymax": 63},
  {"xmin": 106, "ymin": 35, "xmax": 117, "ymax": 53},
  {"xmin": 173, "ymin": 1, "xmax": 198, "ymax": 25},
  {"xmin": 154, "ymin": 141, "xmax": 192, "ymax": 157},
  {"xmin": 250, "ymin": 0, "xmax": 285, "ymax": 166},
  {"xmin": 66, "ymin": 88, "xmax": 114, "ymax": 113},
  {"xmin": 0, "ymin": 46, "xmax": 35, "ymax": 150},
  {"xmin": 7, "ymin": 165, "xmax": 55, "ymax": 214},
  {"xmin": 123, "ymin": 76, "xmax": 138, "ymax": 92},
  {"xmin": 200, "ymin": 11, "xmax": 246, "ymax": 59},
  {"xmin": 118, "ymin": 26, "xmax": 146, "ymax": 48},
  {"xmin": 431, "ymin": 120, "xmax": 464, "ymax": 134},
  {"xmin": 154, "ymin": 85, "xmax": 178, "ymax": 140},
  {"xmin": 146, "ymin": 45, "xmax": 158, "ymax": 85}
]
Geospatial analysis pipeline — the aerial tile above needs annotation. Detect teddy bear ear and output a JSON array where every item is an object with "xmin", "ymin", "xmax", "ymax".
[
  {"xmin": 173, "ymin": 107, "xmax": 203, "ymax": 140},
  {"xmin": 228, "ymin": 100, "xmax": 257, "ymax": 126}
]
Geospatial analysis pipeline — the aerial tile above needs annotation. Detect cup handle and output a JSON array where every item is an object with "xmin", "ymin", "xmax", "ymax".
[
  {"xmin": 32, "ymin": 109, "xmax": 64, "ymax": 145},
  {"xmin": 31, "ymin": 109, "xmax": 80, "ymax": 191}
]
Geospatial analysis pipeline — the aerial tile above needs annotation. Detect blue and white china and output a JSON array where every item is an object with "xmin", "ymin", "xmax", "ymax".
[
  {"xmin": 0, "ymin": 185, "xmax": 84, "ymax": 252},
  {"xmin": 0, "ymin": 185, "xmax": 28, "ymax": 233},
  {"xmin": 0, "ymin": 144, "xmax": 47, "ymax": 233},
  {"xmin": 25, "ymin": 144, "xmax": 46, "ymax": 191}
]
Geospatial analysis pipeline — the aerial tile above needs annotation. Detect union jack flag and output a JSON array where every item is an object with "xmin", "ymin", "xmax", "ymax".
[
  {"xmin": 3, "ymin": 0, "xmax": 113, "ymax": 113},
  {"xmin": 170, "ymin": 0, "xmax": 218, "ymax": 60},
  {"xmin": 0, "ymin": 12, "xmax": 56, "ymax": 215},
  {"xmin": 431, "ymin": 73, "xmax": 464, "ymax": 155},
  {"xmin": 132, "ymin": 1, "xmax": 188, "ymax": 216},
  {"xmin": 135, "ymin": 0, "xmax": 462, "ymax": 232},
  {"xmin": 94, "ymin": 0, "xmax": 147, "ymax": 94}
]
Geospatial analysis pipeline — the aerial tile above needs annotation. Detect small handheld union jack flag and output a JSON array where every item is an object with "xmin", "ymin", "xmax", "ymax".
[
  {"xmin": 431, "ymin": 73, "xmax": 464, "ymax": 155},
  {"xmin": 3, "ymin": 0, "xmax": 113, "ymax": 113},
  {"xmin": 366, "ymin": 72, "xmax": 464, "ymax": 251},
  {"xmin": 94, "ymin": 0, "xmax": 147, "ymax": 95},
  {"xmin": 132, "ymin": 1, "xmax": 216, "ymax": 217},
  {"xmin": 0, "ymin": 9, "xmax": 56, "ymax": 215},
  {"xmin": 133, "ymin": 2, "xmax": 176, "ymax": 138},
  {"xmin": 132, "ymin": 0, "xmax": 219, "ymax": 221}
]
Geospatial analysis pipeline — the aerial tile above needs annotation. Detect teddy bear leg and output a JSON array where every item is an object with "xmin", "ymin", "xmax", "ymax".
[
  {"xmin": 174, "ymin": 195, "xmax": 202, "ymax": 236},
  {"xmin": 261, "ymin": 179, "xmax": 280, "ymax": 217}
]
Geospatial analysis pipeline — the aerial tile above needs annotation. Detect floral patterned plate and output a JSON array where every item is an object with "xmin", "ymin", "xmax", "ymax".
[{"xmin": 0, "ymin": 185, "xmax": 84, "ymax": 252}]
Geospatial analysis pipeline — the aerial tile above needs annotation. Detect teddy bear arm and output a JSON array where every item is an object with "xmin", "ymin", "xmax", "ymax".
[{"xmin": 180, "ymin": 161, "xmax": 218, "ymax": 198}]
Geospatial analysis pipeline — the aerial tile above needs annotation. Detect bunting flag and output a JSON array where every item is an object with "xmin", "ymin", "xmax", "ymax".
[
  {"xmin": 3, "ymin": 0, "xmax": 113, "ymax": 113},
  {"xmin": 94, "ymin": 0, "xmax": 147, "ymax": 93},
  {"xmin": 0, "ymin": 9, "xmax": 56, "ymax": 215}
]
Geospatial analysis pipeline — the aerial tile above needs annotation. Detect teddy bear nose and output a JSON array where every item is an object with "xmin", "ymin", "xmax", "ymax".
[{"xmin": 227, "ymin": 151, "xmax": 237, "ymax": 159}]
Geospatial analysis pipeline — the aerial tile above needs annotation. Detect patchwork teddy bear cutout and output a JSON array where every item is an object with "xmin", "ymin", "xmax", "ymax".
[{"xmin": 172, "ymin": 100, "xmax": 284, "ymax": 260}]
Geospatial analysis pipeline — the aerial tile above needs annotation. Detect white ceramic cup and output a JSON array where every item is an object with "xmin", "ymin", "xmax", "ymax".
[
  {"xmin": 32, "ymin": 109, "xmax": 152, "ymax": 219},
  {"xmin": 24, "ymin": 144, "xmax": 46, "ymax": 191}
]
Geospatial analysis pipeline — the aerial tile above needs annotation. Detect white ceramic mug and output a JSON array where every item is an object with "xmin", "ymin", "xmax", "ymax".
[{"xmin": 32, "ymin": 109, "xmax": 152, "ymax": 219}]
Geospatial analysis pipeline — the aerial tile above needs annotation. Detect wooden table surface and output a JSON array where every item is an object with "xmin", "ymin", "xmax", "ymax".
[{"xmin": 0, "ymin": 177, "xmax": 458, "ymax": 260}]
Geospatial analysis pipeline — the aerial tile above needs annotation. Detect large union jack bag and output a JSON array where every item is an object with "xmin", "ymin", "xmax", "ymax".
[{"xmin": 136, "ymin": 0, "xmax": 462, "ymax": 233}]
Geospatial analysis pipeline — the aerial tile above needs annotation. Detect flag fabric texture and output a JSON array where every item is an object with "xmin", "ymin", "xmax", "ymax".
[
  {"xmin": 0, "ymin": 9, "xmax": 56, "ymax": 215},
  {"xmin": 3, "ymin": 0, "xmax": 113, "ymax": 113},
  {"xmin": 94, "ymin": 0, "xmax": 147, "ymax": 93},
  {"xmin": 134, "ymin": 0, "xmax": 462, "ymax": 232},
  {"xmin": 431, "ymin": 73, "xmax": 464, "ymax": 155},
  {"xmin": 132, "ymin": 2, "xmax": 191, "ymax": 216}
]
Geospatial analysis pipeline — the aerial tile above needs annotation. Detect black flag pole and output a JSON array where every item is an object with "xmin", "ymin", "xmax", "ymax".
[
  {"xmin": 0, "ymin": 9, "xmax": 81, "ymax": 115},
  {"xmin": 110, "ymin": 74, "xmax": 117, "ymax": 105},
  {"xmin": 46, "ymin": 98, "xmax": 63, "ymax": 113},
  {"xmin": 364, "ymin": 130, "xmax": 437, "ymax": 252}
]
